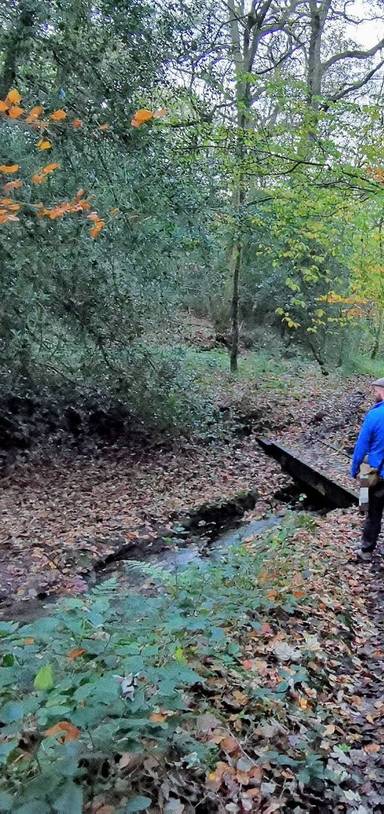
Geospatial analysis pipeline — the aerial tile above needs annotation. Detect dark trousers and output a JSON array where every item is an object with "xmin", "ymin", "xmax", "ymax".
[{"xmin": 362, "ymin": 482, "xmax": 384, "ymax": 551}]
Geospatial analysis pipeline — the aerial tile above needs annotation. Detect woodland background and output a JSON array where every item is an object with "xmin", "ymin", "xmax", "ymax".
[{"xmin": 1, "ymin": 0, "xmax": 384, "ymax": 446}]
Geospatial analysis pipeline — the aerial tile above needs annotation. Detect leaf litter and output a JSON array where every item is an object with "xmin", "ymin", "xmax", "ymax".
[{"xmin": 1, "ymin": 365, "xmax": 383, "ymax": 810}]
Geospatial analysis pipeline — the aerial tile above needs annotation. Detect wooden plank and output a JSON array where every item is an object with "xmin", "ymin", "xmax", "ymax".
[{"xmin": 258, "ymin": 438, "xmax": 358, "ymax": 508}]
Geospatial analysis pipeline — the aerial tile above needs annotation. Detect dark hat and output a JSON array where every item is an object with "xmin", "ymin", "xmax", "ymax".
[{"xmin": 373, "ymin": 378, "xmax": 384, "ymax": 387}]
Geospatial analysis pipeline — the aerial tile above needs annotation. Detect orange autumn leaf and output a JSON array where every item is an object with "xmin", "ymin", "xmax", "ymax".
[
  {"xmin": 50, "ymin": 109, "xmax": 67, "ymax": 122},
  {"xmin": 23, "ymin": 637, "xmax": 35, "ymax": 645},
  {"xmin": 0, "ymin": 212, "xmax": 19, "ymax": 223},
  {"xmin": 42, "ymin": 162, "xmax": 60, "ymax": 174},
  {"xmin": 8, "ymin": 105, "xmax": 24, "ymax": 119},
  {"xmin": 40, "ymin": 195, "xmax": 91, "ymax": 220},
  {"xmin": 0, "ymin": 100, "xmax": 8, "ymax": 112},
  {"xmin": 364, "ymin": 743, "xmax": 381, "ymax": 754},
  {"xmin": 26, "ymin": 105, "xmax": 44, "ymax": 123},
  {"xmin": 37, "ymin": 139, "xmax": 53, "ymax": 151},
  {"xmin": 0, "ymin": 164, "xmax": 19, "ymax": 174},
  {"xmin": 0, "ymin": 198, "xmax": 20, "ymax": 209},
  {"xmin": 6, "ymin": 88, "xmax": 22, "ymax": 105},
  {"xmin": 44, "ymin": 721, "xmax": 80, "ymax": 742},
  {"xmin": 131, "ymin": 108, "xmax": 154, "ymax": 128},
  {"xmin": 32, "ymin": 163, "xmax": 60, "ymax": 185},
  {"xmin": 220, "ymin": 735, "xmax": 240, "ymax": 754},
  {"xmin": 149, "ymin": 712, "xmax": 168, "ymax": 723},
  {"xmin": 207, "ymin": 761, "xmax": 236, "ymax": 791},
  {"xmin": 3, "ymin": 179, "xmax": 23, "ymax": 192},
  {"xmin": 267, "ymin": 589, "xmax": 279, "ymax": 600},
  {"xmin": 89, "ymin": 219, "xmax": 105, "ymax": 238},
  {"xmin": 72, "ymin": 118, "xmax": 83, "ymax": 128},
  {"xmin": 67, "ymin": 647, "xmax": 86, "ymax": 660}
]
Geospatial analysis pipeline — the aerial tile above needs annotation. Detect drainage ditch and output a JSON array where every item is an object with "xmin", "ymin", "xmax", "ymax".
[{"xmin": 1, "ymin": 442, "xmax": 354, "ymax": 621}]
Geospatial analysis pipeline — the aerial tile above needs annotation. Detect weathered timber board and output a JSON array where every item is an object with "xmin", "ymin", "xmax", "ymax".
[{"xmin": 258, "ymin": 438, "xmax": 358, "ymax": 508}]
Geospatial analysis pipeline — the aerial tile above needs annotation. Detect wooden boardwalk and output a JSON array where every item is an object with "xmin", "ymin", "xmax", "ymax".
[{"xmin": 258, "ymin": 438, "xmax": 358, "ymax": 508}]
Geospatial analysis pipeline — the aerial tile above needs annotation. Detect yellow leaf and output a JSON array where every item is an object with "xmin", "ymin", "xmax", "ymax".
[
  {"xmin": 26, "ymin": 105, "xmax": 43, "ymax": 122},
  {"xmin": 3, "ymin": 179, "xmax": 23, "ymax": 192},
  {"xmin": 50, "ymin": 109, "xmax": 67, "ymax": 122},
  {"xmin": 8, "ymin": 105, "xmax": 24, "ymax": 119},
  {"xmin": 6, "ymin": 88, "xmax": 22, "ymax": 105},
  {"xmin": 37, "ymin": 139, "xmax": 53, "ymax": 151},
  {"xmin": 0, "ymin": 164, "xmax": 19, "ymax": 174},
  {"xmin": 44, "ymin": 721, "xmax": 80, "ymax": 742}
]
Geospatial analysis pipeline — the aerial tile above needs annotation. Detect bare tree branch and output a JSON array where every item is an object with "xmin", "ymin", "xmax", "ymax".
[{"xmin": 322, "ymin": 39, "xmax": 384, "ymax": 72}]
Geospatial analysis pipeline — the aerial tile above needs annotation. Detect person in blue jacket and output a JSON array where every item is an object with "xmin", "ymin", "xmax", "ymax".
[{"xmin": 351, "ymin": 377, "xmax": 384, "ymax": 560}]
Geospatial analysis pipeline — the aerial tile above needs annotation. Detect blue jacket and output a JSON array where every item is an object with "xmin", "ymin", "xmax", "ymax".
[{"xmin": 351, "ymin": 401, "xmax": 384, "ymax": 478}]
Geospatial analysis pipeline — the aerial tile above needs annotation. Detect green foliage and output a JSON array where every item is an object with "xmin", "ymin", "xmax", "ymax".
[
  {"xmin": 0, "ymin": 519, "xmax": 326, "ymax": 810},
  {"xmin": 1, "ymin": 0, "xmax": 384, "ymax": 424}
]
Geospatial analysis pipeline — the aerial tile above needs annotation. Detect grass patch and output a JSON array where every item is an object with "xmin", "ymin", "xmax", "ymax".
[
  {"xmin": 342, "ymin": 351, "xmax": 384, "ymax": 379},
  {"xmin": 177, "ymin": 347, "xmax": 301, "ymax": 391}
]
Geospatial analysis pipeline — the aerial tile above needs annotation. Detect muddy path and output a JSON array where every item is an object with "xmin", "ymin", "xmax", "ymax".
[{"xmin": 0, "ymin": 370, "xmax": 369, "ymax": 618}]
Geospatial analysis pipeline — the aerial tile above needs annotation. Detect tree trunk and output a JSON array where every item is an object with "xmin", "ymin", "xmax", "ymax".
[
  {"xmin": 230, "ymin": 233, "xmax": 243, "ymax": 372},
  {"xmin": 371, "ymin": 310, "xmax": 384, "ymax": 359},
  {"xmin": 0, "ymin": 2, "xmax": 36, "ymax": 99}
]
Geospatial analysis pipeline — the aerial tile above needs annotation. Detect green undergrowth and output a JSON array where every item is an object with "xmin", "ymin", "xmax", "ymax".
[
  {"xmin": 342, "ymin": 351, "xmax": 384, "ymax": 380},
  {"xmin": 0, "ymin": 514, "xmax": 356, "ymax": 812},
  {"xmin": 178, "ymin": 347, "xmax": 315, "ymax": 406}
]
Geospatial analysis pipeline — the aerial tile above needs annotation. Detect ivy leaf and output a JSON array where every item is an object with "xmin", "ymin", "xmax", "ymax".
[
  {"xmin": 0, "ymin": 791, "xmax": 13, "ymax": 811},
  {"xmin": 124, "ymin": 796, "xmax": 152, "ymax": 812},
  {"xmin": 1, "ymin": 701, "xmax": 24, "ymax": 723},
  {"xmin": 33, "ymin": 664, "xmax": 54, "ymax": 691},
  {"xmin": 53, "ymin": 781, "xmax": 82, "ymax": 814}
]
